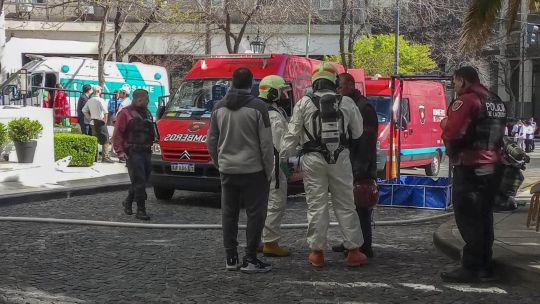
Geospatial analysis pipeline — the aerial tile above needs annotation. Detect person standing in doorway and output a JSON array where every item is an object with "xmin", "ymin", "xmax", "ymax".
[
  {"xmin": 113, "ymin": 89, "xmax": 155, "ymax": 221},
  {"xmin": 207, "ymin": 68, "xmax": 274, "ymax": 273}
]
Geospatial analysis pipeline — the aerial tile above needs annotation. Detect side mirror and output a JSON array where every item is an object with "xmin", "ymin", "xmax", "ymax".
[{"xmin": 156, "ymin": 106, "xmax": 166, "ymax": 121}]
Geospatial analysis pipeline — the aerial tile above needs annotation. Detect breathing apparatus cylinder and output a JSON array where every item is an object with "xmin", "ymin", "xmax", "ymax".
[{"xmin": 319, "ymin": 94, "xmax": 341, "ymax": 164}]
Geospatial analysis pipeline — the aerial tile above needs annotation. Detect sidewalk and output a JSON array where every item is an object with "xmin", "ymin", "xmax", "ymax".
[
  {"xmin": 0, "ymin": 160, "xmax": 130, "ymax": 205},
  {"xmin": 434, "ymin": 205, "xmax": 540, "ymax": 287}
]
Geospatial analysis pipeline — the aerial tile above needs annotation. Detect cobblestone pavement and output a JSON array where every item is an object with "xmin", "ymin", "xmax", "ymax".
[{"xmin": 0, "ymin": 191, "xmax": 538, "ymax": 303}]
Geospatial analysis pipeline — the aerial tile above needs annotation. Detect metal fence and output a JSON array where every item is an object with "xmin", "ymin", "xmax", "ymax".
[{"xmin": 2, "ymin": 81, "xmax": 116, "ymax": 123}]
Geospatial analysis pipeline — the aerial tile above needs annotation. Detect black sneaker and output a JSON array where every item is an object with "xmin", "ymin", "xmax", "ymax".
[
  {"xmin": 102, "ymin": 158, "xmax": 115, "ymax": 164},
  {"xmin": 440, "ymin": 267, "xmax": 479, "ymax": 283},
  {"xmin": 240, "ymin": 257, "xmax": 272, "ymax": 274},
  {"xmin": 226, "ymin": 254, "xmax": 240, "ymax": 271},
  {"xmin": 135, "ymin": 210, "xmax": 150, "ymax": 221}
]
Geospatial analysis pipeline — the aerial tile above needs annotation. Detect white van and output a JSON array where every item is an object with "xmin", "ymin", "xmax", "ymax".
[{"xmin": 1, "ymin": 55, "xmax": 169, "ymax": 116}]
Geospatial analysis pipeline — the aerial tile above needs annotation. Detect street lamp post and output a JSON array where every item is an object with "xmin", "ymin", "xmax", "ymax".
[
  {"xmin": 520, "ymin": 23, "xmax": 539, "ymax": 118},
  {"xmin": 394, "ymin": 0, "xmax": 400, "ymax": 75},
  {"xmin": 305, "ymin": 0, "xmax": 313, "ymax": 58}
]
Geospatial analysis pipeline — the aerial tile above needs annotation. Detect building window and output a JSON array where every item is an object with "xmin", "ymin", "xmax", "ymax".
[
  {"xmin": 33, "ymin": 0, "xmax": 48, "ymax": 4},
  {"xmin": 319, "ymin": 0, "xmax": 333, "ymax": 10}
]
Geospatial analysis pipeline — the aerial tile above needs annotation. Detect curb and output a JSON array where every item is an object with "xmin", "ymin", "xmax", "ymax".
[
  {"xmin": 432, "ymin": 216, "xmax": 461, "ymax": 261},
  {"xmin": 434, "ymin": 217, "xmax": 540, "ymax": 288},
  {"xmin": 0, "ymin": 177, "xmax": 131, "ymax": 206}
]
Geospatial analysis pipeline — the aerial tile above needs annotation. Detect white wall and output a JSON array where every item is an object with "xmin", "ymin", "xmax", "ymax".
[{"xmin": 0, "ymin": 107, "xmax": 54, "ymax": 166}]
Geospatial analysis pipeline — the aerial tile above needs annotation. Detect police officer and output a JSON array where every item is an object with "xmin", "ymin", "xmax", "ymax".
[
  {"xmin": 112, "ymin": 89, "xmax": 155, "ymax": 221},
  {"xmin": 332, "ymin": 73, "xmax": 378, "ymax": 258},
  {"xmin": 281, "ymin": 62, "xmax": 367, "ymax": 267},
  {"xmin": 441, "ymin": 66, "xmax": 507, "ymax": 283},
  {"xmin": 259, "ymin": 75, "xmax": 292, "ymax": 257}
]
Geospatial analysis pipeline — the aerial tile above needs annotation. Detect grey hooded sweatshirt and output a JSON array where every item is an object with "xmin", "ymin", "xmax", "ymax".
[{"xmin": 207, "ymin": 88, "xmax": 274, "ymax": 181}]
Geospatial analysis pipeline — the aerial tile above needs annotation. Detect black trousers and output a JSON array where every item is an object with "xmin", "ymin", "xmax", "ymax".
[
  {"xmin": 357, "ymin": 207, "xmax": 373, "ymax": 249},
  {"xmin": 525, "ymin": 139, "xmax": 534, "ymax": 152},
  {"xmin": 126, "ymin": 150, "xmax": 152, "ymax": 205},
  {"xmin": 78, "ymin": 117, "xmax": 91, "ymax": 135},
  {"xmin": 220, "ymin": 171, "xmax": 270, "ymax": 259},
  {"xmin": 452, "ymin": 166, "xmax": 497, "ymax": 272}
]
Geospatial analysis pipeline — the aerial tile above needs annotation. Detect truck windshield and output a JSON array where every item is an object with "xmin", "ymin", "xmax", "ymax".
[
  {"xmin": 367, "ymin": 95, "xmax": 391, "ymax": 124},
  {"xmin": 165, "ymin": 79, "xmax": 232, "ymax": 118}
]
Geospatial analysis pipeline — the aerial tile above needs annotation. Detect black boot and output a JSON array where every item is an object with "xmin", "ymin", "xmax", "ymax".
[
  {"xmin": 122, "ymin": 200, "xmax": 133, "ymax": 215},
  {"xmin": 135, "ymin": 201, "xmax": 150, "ymax": 220}
]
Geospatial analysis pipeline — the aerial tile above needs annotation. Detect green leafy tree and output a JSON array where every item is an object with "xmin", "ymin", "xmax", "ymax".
[{"xmin": 327, "ymin": 34, "xmax": 437, "ymax": 76}]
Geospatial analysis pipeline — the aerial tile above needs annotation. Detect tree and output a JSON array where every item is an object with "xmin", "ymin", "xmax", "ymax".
[
  {"xmin": 327, "ymin": 34, "xmax": 437, "ymax": 75},
  {"xmin": 93, "ymin": 0, "xmax": 172, "ymax": 86},
  {"xmin": 338, "ymin": 0, "xmax": 369, "ymax": 69},
  {"xmin": 461, "ymin": 0, "xmax": 540, "ymax": 52}
]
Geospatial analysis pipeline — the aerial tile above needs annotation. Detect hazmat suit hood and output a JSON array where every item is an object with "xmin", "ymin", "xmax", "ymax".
[{"xmin": 222, "ymin": 87, "xmax": 256, "ymax": 111}]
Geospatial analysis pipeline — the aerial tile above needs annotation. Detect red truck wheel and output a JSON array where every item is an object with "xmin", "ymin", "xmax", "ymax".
[{"xmin": 424, "ymin": 152, "xmax": 441, "ymax": 176}]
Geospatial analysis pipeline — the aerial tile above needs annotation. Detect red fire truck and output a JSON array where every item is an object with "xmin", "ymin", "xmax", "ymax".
[
  {"xmin": 150, "ymin": 54, "xmax": 365, "ymax": 199},
  {"xmin": 366, "ymin": 77, "xmax": 447, "ymax": 177}
]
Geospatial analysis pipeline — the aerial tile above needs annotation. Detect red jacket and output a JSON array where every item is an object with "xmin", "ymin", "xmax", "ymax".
[
  {"xmin": 112, "ymin": 106, "xmax": 153, "ymax": 155},
  {"xmin": 442, "ymin": 83, "xmax": 501, "ymax": 166},
  {"xmin": 54, "ymin": 90, "xmax": 70, "ymax": 123}
]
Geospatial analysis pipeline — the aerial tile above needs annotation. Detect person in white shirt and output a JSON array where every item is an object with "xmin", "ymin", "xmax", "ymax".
[
  {"xmin": 116, "ymin": 87, "xmax": 132, "ymax": 113},
  {"xmin": 530, "ymin": 118, "xmax": 537, "ymax": 151},
  {"xmin": 524, "ymin": 121, "xmax": 535, "ymax": 153},
  {"xmin": 82, "ymin": 85, "xmax": 114, "ymax": 163},
  {"xmin": 512, "ymin": 120, "xmax": 525, "ymax": 149}
]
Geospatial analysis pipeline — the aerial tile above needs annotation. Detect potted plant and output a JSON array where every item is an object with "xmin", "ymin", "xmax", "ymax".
[
  {"xmin": 7, "ymin": 118, "xmax": 43, "ymax": 163},
  {"xmin": 0, "ymin": 122, "xmax": 8, "ymax": 161},
  {"xmin": 0, "ymin": 122, "xmax": 7, "ymax": 148}
]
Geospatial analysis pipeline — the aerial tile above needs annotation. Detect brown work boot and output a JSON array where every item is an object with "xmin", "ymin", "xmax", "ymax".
[
  {"xmin": 308, "ymin": 250, "xmax": 325, "ymax": 267},
  {"xmin": 345, "ymin": 248, "xmax": 368, "ymax": 267},
  {"xmin": 263, "ymin": 242, "xmax": 291, "ymax": 257}
]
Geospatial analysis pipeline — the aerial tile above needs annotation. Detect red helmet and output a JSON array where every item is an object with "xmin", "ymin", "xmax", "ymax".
[{"xmin": 353, "ymin": 179, "xmax": 379, "ymax": 209}]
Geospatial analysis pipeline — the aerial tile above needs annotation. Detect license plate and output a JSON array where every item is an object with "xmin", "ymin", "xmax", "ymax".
[{"xmin": 171, "ymin": 162, "xmax": 195, "ymax": 172}]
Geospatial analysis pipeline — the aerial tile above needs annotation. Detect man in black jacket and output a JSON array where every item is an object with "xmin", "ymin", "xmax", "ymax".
[
  {"xmin": 77, "ymin": 84, "xmax": 92, "ymax": 135},
  {"xmin": 333, "ymin": 73, "xmax": 379, "ymax": 258}
]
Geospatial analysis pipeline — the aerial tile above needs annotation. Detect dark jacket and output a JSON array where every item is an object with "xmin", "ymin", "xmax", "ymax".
[
  {"xmin": 207, "ymin": 88, "xmax": 274, "ymax": 180},
  {"xmin": 77, "ymin": 94, "xmax": 90, "ymax": 123},
  {"xmin": 112, "ymin": 105, "xmax": 154, "ymax": 155},
  {"xmin": 349, "ymin": 90, "xmax": 378, "ymax": 180},
  {"xmin": 442, "ymin": 83, "xmax": 504, "ymax": 166}
]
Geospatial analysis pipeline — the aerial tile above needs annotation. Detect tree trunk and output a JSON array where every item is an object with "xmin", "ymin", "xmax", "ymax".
[
  {"xmin": 339, "ymin": 0, "xmax": 348, "ymax": 68},
  {"xmin": 114, "ymin": 7, "xmax": 122, "ymax": 62},
  {"xmin": 347, "ymin": 4, "xmax": 354, "ymax": 68},
  {"xmin": 205, "ymin": 0, "xmax": 211, "ymax": 54},
  {"xmin": 224, "ymin": 0, "xmax": 234, "ymax": 53},
  {"xmin": 98, "ymin": 5, "xmax": 111, "ymax": 87},
  {"xmin": 0, "ymin": 4, "xmax": 6, "ymax": 82}
]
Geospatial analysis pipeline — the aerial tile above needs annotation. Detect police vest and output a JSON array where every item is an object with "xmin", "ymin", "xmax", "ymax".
[
  {"xmin": 126, "ymin": 108, "xmax": 155, "ymax": 149},
  {"xmin": 302, "ymin": 93, "xmax": 348, "ymax": 164},
  {"xmin": 460, "ymin": 92, "xmax": 507, "ymax": 152}
]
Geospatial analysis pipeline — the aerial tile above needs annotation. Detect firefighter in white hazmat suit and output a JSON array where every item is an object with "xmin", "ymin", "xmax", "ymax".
[
  {"xmin": 259, "ymin": 75, "xmax": 293, "ymax": 257},
  {"xmin": 280, "ymin": 62, "xmax": 367, "ymax": 267}
]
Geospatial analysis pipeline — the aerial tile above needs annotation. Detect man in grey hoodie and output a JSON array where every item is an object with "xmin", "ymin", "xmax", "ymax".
[{"xmin": 207, "ymin": 68, "xmax": 274, "ymax": 273}]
